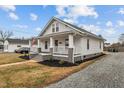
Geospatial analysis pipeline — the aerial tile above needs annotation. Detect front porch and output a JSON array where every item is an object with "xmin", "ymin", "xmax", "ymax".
[{"xmin": 29, "ymin": 32, "xmax": 81, "ymax": 63}]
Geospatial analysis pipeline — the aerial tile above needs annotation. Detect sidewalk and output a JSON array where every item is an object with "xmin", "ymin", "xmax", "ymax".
[{"xmin": 0, "ymin": 60, "xmax": 37, "ymax": 68}]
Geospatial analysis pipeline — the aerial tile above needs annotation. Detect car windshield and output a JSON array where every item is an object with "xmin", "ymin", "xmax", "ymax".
[{"xmin": 19, "ymin": 47, "xmax": 29, "ymax": 50}]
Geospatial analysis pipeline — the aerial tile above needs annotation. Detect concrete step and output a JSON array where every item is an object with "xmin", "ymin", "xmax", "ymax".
[{"xmin": 31, "ymin": 54, "xmax": 43, "ymax": 62}]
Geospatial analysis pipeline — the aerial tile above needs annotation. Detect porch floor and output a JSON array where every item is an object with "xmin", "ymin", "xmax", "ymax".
[
  {"xmin": 39, "ymin": 53, "xmax": 51, "ymax": 55},
  {"xmin": 53, "ymin": 54, "xmax": 68, "ymax": 57},
  {"xmin": 39, "ymin": 52, "xmax": 68, "ymax": 57}
]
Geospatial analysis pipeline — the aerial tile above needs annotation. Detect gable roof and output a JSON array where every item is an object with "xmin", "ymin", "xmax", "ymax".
[
  {"xmin": 39, "ymin": 17, "xmax": 105, "ymax": 40},
  {"xmin": 7, "ymin": 38, "xmax": 29, "ymax": 44}
]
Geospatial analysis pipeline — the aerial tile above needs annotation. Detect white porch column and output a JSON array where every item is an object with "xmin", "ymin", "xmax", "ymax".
[
  {"xmin": 68, "ymin": 34, "xmax": 74, "ymax": 63},
  {"xmin": 50, "ymin": 36, "xmax": 54, "ymax": 48},
  {"xmin": 37, "ymin": 38, "xmax": 41, "ymax": 53},
  {"xmin": 29, "ymin": 40, "xmax": 31, "ymax": 48},
  {"xmin": 69, "ymin": 34, "xmax": 74, "ymax": 48},
  {"xmin": 50, "ymin": 36, "xmax": 54, "ymax": 55},
  {"xmin": 29, "ymin": 40, "xmax": 31, "ymax": 59},
  {"xmin": 37, "ymin": 38, "xmax": 41, "ymax": 48}
]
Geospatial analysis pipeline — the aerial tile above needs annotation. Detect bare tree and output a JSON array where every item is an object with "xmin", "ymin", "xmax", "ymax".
[
  {"xmin": 119, "ymin": 34, "xmax": 124, "ymax": 44},
  {"xmin": 0, "ymin": 30, "xmax": 13, "ymax": 44}
]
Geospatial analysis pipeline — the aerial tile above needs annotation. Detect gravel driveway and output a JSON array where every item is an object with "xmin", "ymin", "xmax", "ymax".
[{"xmin": 48, "ymin": 52, "xmax": 124, "ymax": 88}]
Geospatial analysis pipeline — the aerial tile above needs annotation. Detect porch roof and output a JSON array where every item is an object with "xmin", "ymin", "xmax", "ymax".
[{"xmin": 37, "ymin": 30, "xmax": 78, "ymax": 39}]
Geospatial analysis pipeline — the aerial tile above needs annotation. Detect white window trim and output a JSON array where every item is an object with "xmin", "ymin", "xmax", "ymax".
[
  {"xmin": 56, "ymin": 22, "xmax": 59, "ymax": 32},
  {"xmin": 52, "ymin": 22, "xmax": 59, "ymax": 33},
  {"xmin": 52, "ymin": 24, "xmax": 55, "ymax": 32}
]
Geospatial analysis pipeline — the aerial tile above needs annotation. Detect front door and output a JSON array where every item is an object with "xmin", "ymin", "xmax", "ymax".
[{"xmin": 55, "ymin": 40, "xmax": 58, "ymax": 47}]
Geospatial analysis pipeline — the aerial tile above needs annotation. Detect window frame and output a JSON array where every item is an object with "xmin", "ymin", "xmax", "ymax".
[
  {"xmin": 56, "ymin": 23, "xmax": 59, "ymax": 32},
  {"xmin": 65, "ymin": 39, "xmax": 69, "ymax": 47},
  {"xmin": 87, "ymin": 39, "xmax": 89, "ymax": 50},
  {"xmin": 100, "ymin": 41, "xmax": 101, "ymax": 49},
  {"xmin": 17, "ymin": 45, "xmax": 21, "ymax": 47},
  {"xmin": 52, "ymin": 24, "xmax": 55, "ymax": 32}
]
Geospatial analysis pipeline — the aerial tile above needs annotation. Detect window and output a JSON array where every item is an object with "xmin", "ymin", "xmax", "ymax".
[
  {"xmin": 17, "ymin": 45, "xmax": 21, "ymax": 47},
  {"xmin": 52, "ymin": 24, "xmax": 55, "ymax": 32},
  {"xmin": 59, "ymin": 42, "xmax": 62, "ymax": 44},
  {"xmin": 87, "ymin": 39, "xmax": 89, "ymax": 50},
  {"xmin": 65, "ymin": 39, "xmax": 69, "ymax": 46},
  {"xmin": 45, "ymin": 41, "xmax": 48, "ymax": 49},
  {"xmin": 56, "ymin": 23, "xmax": 59, "ymax": 32},
  {"xmin": 65, "ymin": 25, "xmax": 68, "ymax": 27},
  {"xmin": 52, "ymin": 23, "xmax": 59, "ymax": 32},
  {"xmin": 100, "ymin": 41, "xmax": 101, "ymax": 49},
  {"xmin": 0, "ymin": 45, "xmax": 3, "ymax": 50}
]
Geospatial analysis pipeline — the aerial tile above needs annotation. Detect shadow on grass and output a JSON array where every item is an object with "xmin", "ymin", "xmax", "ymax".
[{"xmin": 19, "ymin": 55, "xmax": 30, "ymax": 60}]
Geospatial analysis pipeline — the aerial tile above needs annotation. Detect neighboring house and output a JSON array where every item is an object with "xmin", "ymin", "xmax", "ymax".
[
  {"xmin": 105, "ymin": 42, "xmax": 124, "ymax": 52},
  {"xmin": 104, "ymin": 43, "xmax": 111, "ymax": 51},
  {"xmin": 0, "ymin": 40, "xmax": 4, "ymax": 52},
  {"xmin": 30, "ymin": 17, "xmax": 105, "ymax": 63},
  {"xmin": 104, "ymin": 43, "xmax": 111, "ymax": 47},
  {"xmin": 4, "ymin": 38, "xmax": 29, "ymax": 52}
]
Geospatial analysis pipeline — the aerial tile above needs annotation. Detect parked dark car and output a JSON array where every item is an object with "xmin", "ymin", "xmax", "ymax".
[{"xmin": 15, "ymin": 47, "xmax": 30, "ymax": 54}]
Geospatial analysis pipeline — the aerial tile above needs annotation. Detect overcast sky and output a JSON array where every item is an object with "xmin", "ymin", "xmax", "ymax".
[{"xmin": 0, "ymin": 5, "xmax": 124, "ymax": 43}]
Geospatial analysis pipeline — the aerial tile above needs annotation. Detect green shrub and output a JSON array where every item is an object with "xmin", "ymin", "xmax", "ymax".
[
  {"xmin": 59, "ymin": 60, "xmax": 65, "ymax": 64},
  {"xmin": 49, "ymin": 56, "xmax": 53, "ymax": 62}
]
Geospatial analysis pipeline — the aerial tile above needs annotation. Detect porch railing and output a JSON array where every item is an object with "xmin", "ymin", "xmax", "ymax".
[
  {"xmin": 53, "ymin": 46, "xmax": 68, "ymax": 54},
  {"xmin": 53, "ymin": 46, "xmax": 81, "ymax": 55},
  {"xmin": 30, "ymin": 46, "xmax": 81, "ymax": 55}
]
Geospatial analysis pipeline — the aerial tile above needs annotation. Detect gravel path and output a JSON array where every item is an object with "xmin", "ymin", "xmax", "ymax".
[{"xmin": 48, "ymin": 52, "xmax": 124, "ymax": 88}]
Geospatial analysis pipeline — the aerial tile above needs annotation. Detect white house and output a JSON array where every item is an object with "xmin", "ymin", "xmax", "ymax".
[
  {"xmin": 0, "ymin": 40, "xmax": 4, "ymax": 52},
  {"xmin": 4, "ymin": 38, "xmax": 29, "ymax": 52},
  {"xmin": 30, "ymin": 17, "xmax": 105, "ymax": 63}
]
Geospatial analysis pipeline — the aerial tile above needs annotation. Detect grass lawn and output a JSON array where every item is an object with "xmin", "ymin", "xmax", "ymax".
[
  {"xmin": 0, "ymin": 53, "xmax": 29, "ymax": 65},
  {"xmin": 0, "ymin": 54, "xmax": 105, "ymax": 88}
]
